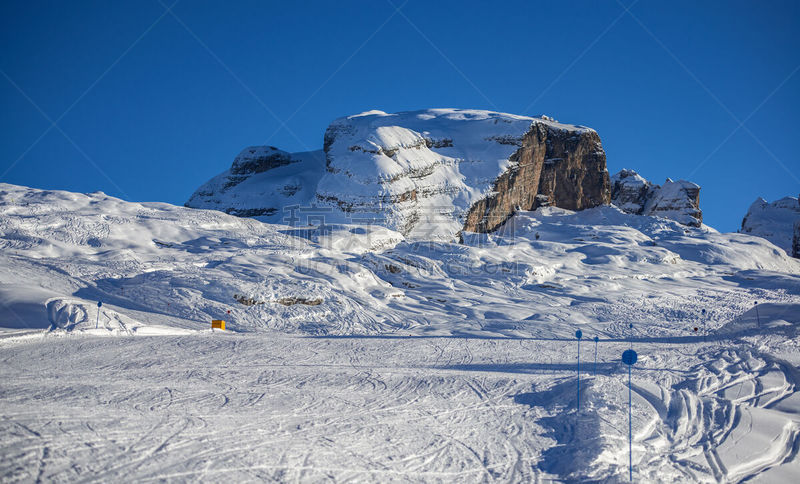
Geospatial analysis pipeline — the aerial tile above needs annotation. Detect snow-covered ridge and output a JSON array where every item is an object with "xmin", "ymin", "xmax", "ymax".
[
  {"xmin": 3, "ymin": 182, "xmax": 798, "ymax": 336},
  {"xmin": 740, "ymin": 195, "xmax": 800, "ymax": 257}
]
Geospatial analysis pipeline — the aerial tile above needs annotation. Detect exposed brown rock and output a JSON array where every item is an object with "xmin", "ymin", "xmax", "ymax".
[
  {"xmin": 234, "ymin": 294, "xmax": 263, "ymax": 306},
  {"xmin": 610, "ymin": 169, "xmax": 652, "ymax": 215},
  {"xmin": 224, "ymin": 207, "xmax": 278, "ymax": 217},
  {"xmin": 384, "ymin": 264, "xmax": 402, "ymax": 273},
  {"xmin": 277, "ymin": 297, "xmax": 323, "ymax": 306},
  {"xmin": 463, "ymin": 124, "xmax": 610, "ymax": 233},
  {"xmin": 230, "ymin": 146, "xmax": 296, "ymax": 175},
  {"xmin": 234, "ymin": 294, "xmax": 323, "ymax": 306}
]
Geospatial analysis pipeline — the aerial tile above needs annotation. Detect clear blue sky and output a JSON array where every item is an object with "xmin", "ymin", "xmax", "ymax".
[{"xmin": 1, "ymin": 0, "xmax": 798, "ymax": 232}]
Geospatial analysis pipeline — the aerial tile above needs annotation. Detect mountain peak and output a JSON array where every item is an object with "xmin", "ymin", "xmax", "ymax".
[{"xmin": 187, "ymin": 109, "xmax": 702, "ymax": 238}]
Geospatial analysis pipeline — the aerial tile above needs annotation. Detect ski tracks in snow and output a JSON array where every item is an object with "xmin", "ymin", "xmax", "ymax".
[
  {"xmin": 2, "ymin": 334, "xmax": 800, "ymax": 482},
  {"xmin": 0, "ymin": 336, "xmax": 551, "ymax": 482},
  {"xmin": 628, "ymin": 348, "xmax": 800, "ymax": 482}
]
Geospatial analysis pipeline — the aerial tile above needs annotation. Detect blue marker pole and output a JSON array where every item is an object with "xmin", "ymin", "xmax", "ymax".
[
  {"xmin": 575, "ymin": 330, "xmax": 583, "ymax": 411},
  {"xmin": 628, "ymin": 323, "xmax": 634, "ymax": 347},
  {"xmin": 593, "ymin": 336, "xmax": 599, "ymax": 376},
  {"xmin": 701, "ymin": 308, "xmax": 706, "ymax": 343},
  {"xmin": 96, "ymin": 301, "xmax": 102, "ymax": 329},
  {"xmin": 622, "ymin": 348, "xmax": 638, "ymax": 482},
  {"xmin": 754, "ymin": 301, "xmax": 761, "ymax": 328}
]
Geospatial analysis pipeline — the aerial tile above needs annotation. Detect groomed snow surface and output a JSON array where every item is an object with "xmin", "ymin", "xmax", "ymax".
[{"xmin": 2, "ymin": 183, "xmax": 800, "ymax": 482}]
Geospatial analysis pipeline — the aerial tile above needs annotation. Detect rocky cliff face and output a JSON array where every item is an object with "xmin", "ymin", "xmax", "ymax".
[
  {"xmin": 793, "ymin": 220, "xmax": 800, "ymax": 258},
  {"xmin": 610, "ymin": 169, "xmax": 702, "ymax": 227},
  {"xmin": 740, "ymin": 195, "xmax": 800, "ymax": 256},
  {"xmin": 462, "ymin": 121, "xmax": 609, "ymax": 233}
]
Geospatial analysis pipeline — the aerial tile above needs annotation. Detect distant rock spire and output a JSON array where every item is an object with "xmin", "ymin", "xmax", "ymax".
[
  {"xmin": 610, "ymin": 169, "xmax": 702, "ymax": 226},
  {"xmin": 740, "ymin": 194, "xmax": 800, "ymax": 256}
]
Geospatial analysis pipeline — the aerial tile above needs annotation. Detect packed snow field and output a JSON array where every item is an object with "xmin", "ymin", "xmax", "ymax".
[{"xmin": 2, "ymin": 183, "xmax": 800, "ymax": 482}]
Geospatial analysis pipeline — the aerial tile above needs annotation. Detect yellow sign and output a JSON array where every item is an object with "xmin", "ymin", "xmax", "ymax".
[{"xmin": 211, "ymin": 320, "xmax": 225, "ymax": 330}]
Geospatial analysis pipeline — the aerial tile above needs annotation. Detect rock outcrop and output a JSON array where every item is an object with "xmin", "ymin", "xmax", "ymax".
[
  {"xmin": 318, "ymin": 109, "xmax": 609, "ymax": 238},
  {"xmin": 186, "ymin": 146, "xmax": 325, "ymax": 222},
  {"xmin": 462, "ymin": 121, "xmax": 609, "ymax": 233},
  {"xmin": 740, "ymin": 195, "xmax": 800, "ymax": 256},
  {"xmin": 611, "ymin": 169, "xmax": 702, "ymax": 227},
  {"xmin": 793, "ymin": 220, "xmax": 800, "ymax": 258},
  {"xmin": 610, "ymin": 169, "xmax": 652, "ymax": 214}
]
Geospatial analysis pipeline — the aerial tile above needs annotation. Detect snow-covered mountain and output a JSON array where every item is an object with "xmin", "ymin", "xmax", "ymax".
[
  {"xmin": 740, "ymin": 195, "xmax": 800, "ymax": 256},
  {"xmin": 318, "ymin": 109, "xmax": 610, "ymax": 239},
  {"xmin": 610, "ymin": 169, "xmax": 703, "ymax": 226},
  {"xmin": 188, "ymin": 109, "xmax": 712, "ymax": 240},
  {"xmin": 14, "ymin": 109, "xmax": 800, "ymax": 482},
  {"xmin": 188, "ymin": 109, "xmax": 612, "ymax": 240}
]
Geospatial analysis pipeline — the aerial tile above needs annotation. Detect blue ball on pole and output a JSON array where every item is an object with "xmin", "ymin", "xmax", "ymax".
[
  {"xmin": 622, "ymin": 348, "xmax": 638, "ymax": 481},
  {"xmin": 754, "ymin": 301, "xmax": 761, "ymax": 328},
  {"xmin": 96, "ymin": 301, "xmax": 102, "ymax": 329},
  {"xmin": 622, "ymin": 349, "xmax": 637, "ymax": 366}
]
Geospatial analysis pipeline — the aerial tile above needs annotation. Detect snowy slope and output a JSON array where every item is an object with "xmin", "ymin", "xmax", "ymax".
[
  {"xmin": 741, "ymin": 195, "xmax": 800, "ymax": 255},
  {"xmin": 2, "ymin": 182, "xmax": 800, "ymax": 481},
  {"xmin": 4, "ymin": 182, "xmax": 798, "ymax": 337},
  {"xmin": 0, "ymin": 183, "xmax": 405, "ymax": 335}
]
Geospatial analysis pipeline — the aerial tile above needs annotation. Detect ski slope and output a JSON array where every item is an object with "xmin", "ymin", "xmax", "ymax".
[{"xmin": 2, "ymin": 183, "xmax": 800, "ymax": 482}]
